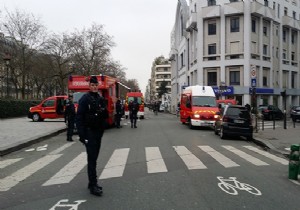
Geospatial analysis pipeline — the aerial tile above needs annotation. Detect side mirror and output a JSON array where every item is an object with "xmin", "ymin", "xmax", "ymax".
[
  {"xmin": 216, "ymin": 111, "xmax": 221, "ymax": 115},
  {"xmin": 218, "ymin": 104, "xmax": 222, "ymax": 109}
]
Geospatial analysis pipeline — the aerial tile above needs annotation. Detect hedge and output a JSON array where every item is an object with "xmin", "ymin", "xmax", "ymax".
[{"xmin": 0, "ymin": 99, "xmax": 41, "ymax": 119}]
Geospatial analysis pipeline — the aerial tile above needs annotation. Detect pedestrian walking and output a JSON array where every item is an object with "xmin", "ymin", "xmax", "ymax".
[
  {"xmin": 64, "ymin": 94, "xmax": 76, "ymax": 142},
  {"xmin": 76, "ymin": 75, "xmax": 108, "ymax": 196},
  {"xmin": 115, "ymin": 99, "xmax": 122, "ymax": 128},
  {"xmin": 128, "ymin": 98, "xmax": 139, "ymax": 128}
]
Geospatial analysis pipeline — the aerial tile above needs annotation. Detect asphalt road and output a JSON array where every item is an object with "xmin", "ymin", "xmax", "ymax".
[{"xmin": 0, "ymin": 111, "xmax": 299, "ymax": 210}]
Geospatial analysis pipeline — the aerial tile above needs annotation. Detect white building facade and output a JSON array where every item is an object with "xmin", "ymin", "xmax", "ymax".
[{"xmin": 170, "ymin": 0, "xmax": 300, "ymax": 113}]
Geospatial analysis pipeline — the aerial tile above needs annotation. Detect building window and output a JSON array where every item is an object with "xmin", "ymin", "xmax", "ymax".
[
  {"xmin": 292, "ymin": 52, "xmax": 295, "ymax": 61},
  {"xmin": 263, "ymin": 76, "xmax": 268, "ymax": 86},
  {"xmin": 180, "ymin": 53, "xmax": 185, "ymax": 68},
  {"xmin": 252, "ymin": 19, "xmax": 256, "ymax": 33},
  {"xmin": 283, "ymin": 30, "xmax": 286, "ymax": 42},
  {"xmin": 273, "ymin": 2, "xmax": 276, "ymax": 9},
  {"xmin": 293, "ymin": 11, "xmax": 296, "ymax": 19},
  {"xmin": 230, "ymin": 71, "xmax": 240, "ymax": 85},
  {"xmin": 208, "ymin": 23, "xmax": 216, "ymax": 35},
  {"xmin": 263, "ymin": 26, "xmax": 267, "ymax": 36},
  {"xmin": 292, "ymin": 72, "xmax": 296, "ymax": 88},
  {"xmin": 230, "ymin": 17, "xmax": 239, "ymax": 32},
  {"xmin": 207, "ymin": 72, "xmax": 217, "ymax": 86},
  {"xmin": 283, "ymin": 50, "xmax": 287, "ymax": 59},
  {"xmin": 208, "ymin": 44, "xmax": 216, "ymax": 55},
  {"xmin": 264, "ymin": 0, "xmax": 268, "ymax": 7},
  {"xmin": 284, "ymin": 7, "xmax": 288, "ymax": 16},
  {"xmin": 292, "ymin": 31, "xmax": 297, "ymax": 44},
  {"xmin": 208, "ymin": 0, "xmax": 216, "ymax": 6},
  {"xmin": 263, "ymin": 45, "xmax": 268, "ymax": 55}
]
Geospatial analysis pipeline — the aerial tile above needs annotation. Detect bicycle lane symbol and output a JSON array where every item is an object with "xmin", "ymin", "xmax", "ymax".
[
  {"xmin": 217, "ymin": 176, "xmax": 262, "ymax": 196},
  {"xmin": 49, "ymin": 199, "xmax": 86, "ymax": 210}
]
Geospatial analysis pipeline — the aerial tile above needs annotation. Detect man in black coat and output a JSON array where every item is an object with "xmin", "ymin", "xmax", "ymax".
[
  {"xmin": 115, "ymin": 99, "xmax": 122, "ymax": 128},
  {"xmin": 128, "ymin": 98, "xmax": 139, "ymax": 128},
  {"xmin": 64, "ymin": 94, "xmax": 76, "ymax": 141},
  {"xmin": 76, "ymin": 76, "xmax": 108, "ymax": 196}
]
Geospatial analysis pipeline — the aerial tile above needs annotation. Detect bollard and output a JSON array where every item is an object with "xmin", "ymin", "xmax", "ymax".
[{"xmin": 288, "ymin": 144, "xmax": 300, "ymax": 180}]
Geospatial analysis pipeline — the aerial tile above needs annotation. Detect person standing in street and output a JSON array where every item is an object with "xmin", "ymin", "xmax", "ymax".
[
  {"xmin": 115, "ymin": 99, "xmax": 122, "ymax": 128},
  {"xmin": 64, "ymin": 94, "xmax": 76, "ymax": 142},
  {"xmin": 76, "ymin": 76, "xmax": 108, "ymax": 196},
  {"xmin": 128, "ymin": 98, "xmax": 139, "ymax": 128}
]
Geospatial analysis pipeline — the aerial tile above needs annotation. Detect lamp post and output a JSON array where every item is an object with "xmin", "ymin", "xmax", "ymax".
[{"xmin": 3, "ymin": 53, "xmax": 11, "ymax": 98}]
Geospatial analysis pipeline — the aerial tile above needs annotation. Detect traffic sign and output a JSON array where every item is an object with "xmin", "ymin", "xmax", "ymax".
[
  {"xmin": 251, "ymin": 65, "xmax": 256, "ymax": 79},
  {"xmin": 251, "ymin": 78, "xmax": 257, "ymax": 87}
]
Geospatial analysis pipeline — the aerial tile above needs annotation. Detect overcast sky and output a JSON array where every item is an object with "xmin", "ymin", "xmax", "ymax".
[{"xmin": 0, "ymin": 0, "xmax": 178, "ymax": 93}]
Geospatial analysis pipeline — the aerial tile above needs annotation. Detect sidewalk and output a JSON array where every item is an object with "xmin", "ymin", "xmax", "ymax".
[
  {"xmin": 0, "ymin": 117, "xmax": 66, "ymax": 156},
  {"xmin": 0, "ymin": 116, "xmax": 299, "ymax": 157}
]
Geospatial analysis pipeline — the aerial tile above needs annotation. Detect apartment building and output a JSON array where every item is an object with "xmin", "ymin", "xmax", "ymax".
[{"xmin": 170, "ymin": 0, "xmax": 300, "ymax": 113}]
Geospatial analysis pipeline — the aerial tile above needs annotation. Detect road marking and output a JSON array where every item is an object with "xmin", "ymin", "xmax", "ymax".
[
  {"xmin": 243, "ymin": 146, "xmax": 288, "ymax": 165},
  {"xmin": 0, "ymin": 158, "xmax": 23, "ymax": 169},
  {"xmin": 198, "ymin": 146, "xmax": 239, "ymax": 168},
  {"xmin": 222, "ymin": 146, "xmax": 269, "ymax": 166},
  {"xmin": 0, "ymin": 154, "xmax": 61, "ymax": 191},
  {"xmin": 42, "ymin": 152, "xmax": 86, "ymax": 186},
  {"xmin": 145, "ymin": 147, "xmax": 168, "ymax": 173},
  {"xmin": 49, "ymin": 199, "xmax": 86, "ymax": 210},
  {"xmin": 173, "ymin": 146, "xmax": 207, "ymax": 169},
  {"xmin": 99, "ymin": 148, "xmax": 130, "ymax": 180},
  {"xmin": 49, "ymin": 142, "xmax": 76, "ymax": 155}
]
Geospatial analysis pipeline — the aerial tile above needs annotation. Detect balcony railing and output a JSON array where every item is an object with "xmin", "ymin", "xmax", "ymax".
[
  {"xmin": 186, "ymin": 12, "xmax": 197, "ymax": 32},
  {"xmin": 202, "ymin": 5, "xmax": 221, "ymax": 19},
  {"xmin": 224, "ymin": 1, "xmax": 244, "ymax": 16}
]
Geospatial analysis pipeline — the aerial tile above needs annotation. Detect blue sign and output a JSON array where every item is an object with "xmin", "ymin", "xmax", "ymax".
[
  {"xmin": 212, "ymin": 86, "xmax": 234, "ymax": 96},
  {"xmin": 249, "ymin": 88, "xmax": 274, "ymax": 94},
  {"xmin": 251, "ymin": 78, "xmax": 256, "ymax": 87}
]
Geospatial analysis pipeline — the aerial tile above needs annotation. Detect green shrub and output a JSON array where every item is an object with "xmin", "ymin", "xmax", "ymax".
[{"xmin": 0, "ymin": 99, "xmax": 41, "ymax": 118}]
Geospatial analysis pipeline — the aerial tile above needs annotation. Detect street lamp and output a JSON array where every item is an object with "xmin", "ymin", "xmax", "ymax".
[{"xmin": 3, "ymin": 53, "xmax": 11, "ymax": 98}]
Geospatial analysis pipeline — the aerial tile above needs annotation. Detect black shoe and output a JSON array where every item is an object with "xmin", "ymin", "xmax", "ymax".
[
  {"xmin": 67, "ymin": 138, "xmax": 74, "ymax": 142},
  {"xmin": 90, "ymin": 185, "xmax": 103, "ymax": 196},
  {"xmin": 134, "ymin": 125, "xmax": 137, "ymax": 128},
  {"xmin": 88, "ymin": 183, "xmax": 103, "ymax": 190},
  {"xmin": 131, "ymin": 124, "xmax": 133, "ymax": 128}
]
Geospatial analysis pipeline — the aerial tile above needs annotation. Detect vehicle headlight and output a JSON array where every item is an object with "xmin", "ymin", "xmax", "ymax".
[
  {"xmin": 214, "ymin": 114, "xmax": 219, "ymax": 119},
  {"xmin": 194, "ymin": 114, "xmax": 200, "ymax": 118}
]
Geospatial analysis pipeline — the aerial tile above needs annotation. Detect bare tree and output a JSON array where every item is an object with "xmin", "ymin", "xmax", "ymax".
[
  {"xmin": 68, "ymin": 23, "xmax": 115, "ymax": 75},
  {"xmin": 2, "ymin": 8, "xmax": 47, "ymax": 99}
]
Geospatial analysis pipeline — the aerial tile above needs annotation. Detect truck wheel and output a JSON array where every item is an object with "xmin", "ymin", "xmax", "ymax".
[
  {"xmin": 220, "ymin": 127, "xmax": 226, "ymax": 139},
  {"xmin": 32, "ymin": 113, "xmax": 40, "ymax": 122},
  {"xmin": 189, "ymin": 119, "xmax": 194, "ymax": 129}
]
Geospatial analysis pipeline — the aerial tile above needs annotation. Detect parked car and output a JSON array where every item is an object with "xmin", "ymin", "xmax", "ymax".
[
  {"xmin": 290, "ymin": 106, "xmax": 300, "ymax": 121},
  {"xmin": 214, "ymin": 105, "xmax": 253, "ymax": 141},
  {"xmin": 258, "ymin": 105, "xmax": 283, "ymax": 120}
]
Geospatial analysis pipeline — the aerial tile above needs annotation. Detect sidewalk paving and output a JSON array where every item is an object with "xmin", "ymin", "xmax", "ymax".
[
  {"xmin": 0, "ymin": 117, "xmax": 66, "ymax": 156},
  {"xmin": 0, "ymin": 116, "xmax": 299, "ymax": 157}
]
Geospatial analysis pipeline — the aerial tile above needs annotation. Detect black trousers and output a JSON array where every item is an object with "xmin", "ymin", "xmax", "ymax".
[
  {"xmin": 85, "ymin": 128, "xmax": 104, "ymax": 186},
  {"xmin": 115, "ymin": 114, "xmax": 121, "ymax": 127},
  {"xmin": 130, "ymin": 113, "xmax": 137, "ymax": 125},
  {"xmin": 67, "ymin": 118, "xmax": 75, "ymax": 138}
]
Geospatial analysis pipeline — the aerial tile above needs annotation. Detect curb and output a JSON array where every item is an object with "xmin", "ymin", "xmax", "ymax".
[
  {"xmin": 0, "ymin": 128, "xmax": 67, "ymax": 157},
  {"xmin": 253, "ymin": 136, "xmax": 289, "ymax": 158}
]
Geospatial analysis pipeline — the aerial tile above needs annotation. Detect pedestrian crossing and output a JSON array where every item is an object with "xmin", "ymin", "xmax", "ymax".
[{"xmin": 0, "ymin": 145, "xmax": 288, "ymax": 192}]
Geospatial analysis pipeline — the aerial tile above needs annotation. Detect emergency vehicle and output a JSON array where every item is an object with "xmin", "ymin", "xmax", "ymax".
[
  {"xmin": 67, "ymin": 75, "xmax": 120, "ymax": 127},
  {"xmin": 180, "ymin": 85, "xmax": 220, "ymax": 129},
  {"xmin": 28, "ymin": 95, "xmax": 68, "ymax": 122},
  {"xmin": 124, "ymin": 92, "xmax": 144, "ymax": 119}
]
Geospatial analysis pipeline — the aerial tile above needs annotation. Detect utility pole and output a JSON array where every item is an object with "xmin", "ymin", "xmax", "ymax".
[
  {"xmin": 281, "ymin": 90, "xmax": 287, "ymax": 129},
  {"xmin": 3, "ymin": 53, "xmax": 11, "ymax": 98}
]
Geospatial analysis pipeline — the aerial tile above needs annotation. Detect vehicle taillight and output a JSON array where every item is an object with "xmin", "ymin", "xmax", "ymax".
[{"xmin": 264, "ymin": 109, "xmax": 269, "ymax": 112}]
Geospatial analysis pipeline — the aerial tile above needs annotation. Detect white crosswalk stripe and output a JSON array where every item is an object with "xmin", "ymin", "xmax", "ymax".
[
  {"xmin": 243, "ymin": 146, "xmax": 288, "ymax": 165},
  {"xmin": 49, "ymin": 142, "xmax": 76, "ymax": 155},
  {"xmin": 1, "ymin": 145, "xmax": 289, "ymax": 190},
  {"xmin": 173, "ymin": 146, "xmax": 207, "ymax": 169},
  {"xmin": 99, "ymin": 148, "xmax": 130, "ymax": 180},
  {"xmin": 0, "ymin": 158, "xmax": 23, "ymax": 169},
  {"xmin": 42, "ymin": 152, "xmax": 87, "ymax": 186},
  {"xmin": 198, "ymin": 146, "xmax": 239, "ymax": 168},
  {"xmin": 0, "ymin": 154, "xmax": 62, "ymax": 191},
  {"xmin": 222, "ymin": 146, "xmax": 269, "ymax": 166},
  {"xmin": 146, "ymin": 147, "xmax": 167, "ymax": 173}
]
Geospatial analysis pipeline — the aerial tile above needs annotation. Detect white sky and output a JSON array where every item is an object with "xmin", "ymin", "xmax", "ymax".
[{"xmin": 0, "ymin": 0, "xmax": 178, "ymax": 93}]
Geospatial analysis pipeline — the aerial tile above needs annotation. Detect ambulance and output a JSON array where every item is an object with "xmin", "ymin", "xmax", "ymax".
[
  {"xmin": 180, "ymin": 85, "xmax": 220, "ymax": 129},
  {"xmin": 124, "ymin": 91, "xmax": 144, "ymax": 119},
  {"xmin": 28, "ymin": 95, "xmax": 68, "ymax": 122},
  {"xmin": 67, "ymin": 75, "xmax": 120, "ymax": 127}
]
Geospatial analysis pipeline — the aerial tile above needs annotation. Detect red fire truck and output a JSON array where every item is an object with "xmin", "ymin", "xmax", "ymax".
[
  {"xmin": 68, "ymin": 75, "xmax": 120, "ymax": 127},
  {"xmin": 124, "ymin": 91, "xmax": 144, "ymax": 119}
]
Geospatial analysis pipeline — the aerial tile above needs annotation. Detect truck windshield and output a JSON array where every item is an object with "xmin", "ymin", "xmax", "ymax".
[
  {"xmin": 192, "ymin": 96, "xmax": 217, "ymax": 107},
  {"xmin": 128, "ymin": 97, "xmax": 142, "ymax": 104},
  {"xmin": 73, "ymin": 92, "xmax": 86, "ymax": 104}
]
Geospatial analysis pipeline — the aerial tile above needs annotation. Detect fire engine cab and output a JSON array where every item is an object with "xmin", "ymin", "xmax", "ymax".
[
  {"xmin": 28, "ymin": 95, "xmax": 68, "ymax": 122},
  {"xmin": 124, "ymin": 91, "xmax": 144, "ymax": 119},
  {"xmin": 68, "ymin": 75, "xmax": 120, "ymax": 127},
  {"xmin": 180, "ymin": 85, "xmax": 219, "ymax": 129}
]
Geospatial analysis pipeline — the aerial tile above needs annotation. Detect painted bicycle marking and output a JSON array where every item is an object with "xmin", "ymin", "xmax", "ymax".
[
  {"xmin": 49, "ymin": 199, "xmax": 86, "ymax": 210},
  {"xmin": 217, "ymin": 176, "xmax": 262, "ymax": 196}
]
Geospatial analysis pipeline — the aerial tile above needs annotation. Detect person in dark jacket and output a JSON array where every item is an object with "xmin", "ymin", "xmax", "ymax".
[
  {"xmin": 64, "ymin": 94, "xmax": 76, "ymax": 141},
  {"xmin": 76, "ymin": 75, "xmax": 108, "ymax": 196},
  {"xmin": 115, "ymin": 99, "xmax": 122, "ymax": 128},
  {"xmin": 128, "ymin": 98, "xmax": 139, "ymax": 128}
]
